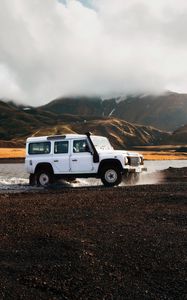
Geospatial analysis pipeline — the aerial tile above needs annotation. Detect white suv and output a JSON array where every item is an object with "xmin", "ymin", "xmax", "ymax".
[{"xmin": 25, "ymin": 132, "xmax": 147, "ymax": 187}]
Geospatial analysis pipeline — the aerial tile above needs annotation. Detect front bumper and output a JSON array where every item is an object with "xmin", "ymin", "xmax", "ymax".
[{"xmin": 122, "ymin": 166, "xmax": 147, "ymax": 173}]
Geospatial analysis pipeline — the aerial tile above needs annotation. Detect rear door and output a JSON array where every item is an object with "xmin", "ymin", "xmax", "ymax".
[
  {"xmin": 52, "ymin": 140, "xmax": 70, "ymax": 173},
  {"xmin": 70, "ymin": 139, "xmax": 94, "ymax": 173}
]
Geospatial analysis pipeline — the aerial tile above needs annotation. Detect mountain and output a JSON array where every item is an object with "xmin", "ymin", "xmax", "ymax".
[
  {"xmin": 1, "ymin": 91, "xmax": 187, "ymax": 148},
  {"xmin": 40, "ymin": 96, "xmax": 103, "ymax": 116},
  {"xmin": 0, "ymin": 99, "xmax": 170, "ymax": 148},
  {"xmin": 0, "ymin": 100, "xmax": 74, "ymax": 140},
  {"xmin": 167, "ymin": 124, "xmax": 187, "ymax": 145},
  {"xmin": 40, "ymin": 92, "xmax": 187, "ymax": 131},
  {"xmin": 110, "ymin": 92, "xmax": 187, "ymax": 131},
  {"xmin": 24, "ymin": 118, "xmax": 170, "ymax": 149}
]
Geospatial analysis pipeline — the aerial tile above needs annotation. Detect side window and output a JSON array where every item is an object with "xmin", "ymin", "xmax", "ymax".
[
  {"xmin": 28, "ymin": 142, "xmax": 51, "ymax": 154},
  {"xmin": 54, "ymin": 141, "xmax": 69, "ymax": 154},
  {"xmin": 73, "ymin": 140, "xmax": 90, "ymax": 153}
]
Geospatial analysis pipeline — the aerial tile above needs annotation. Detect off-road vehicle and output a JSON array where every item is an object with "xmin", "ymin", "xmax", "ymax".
[{"xmin": 25, "ymin": 132, "xmax": 147, "ymax": 187}]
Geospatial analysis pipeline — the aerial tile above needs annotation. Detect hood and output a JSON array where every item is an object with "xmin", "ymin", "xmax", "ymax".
[{"xmin": 97, "ymin": 149, "xmax": 141, "ymax": 157}]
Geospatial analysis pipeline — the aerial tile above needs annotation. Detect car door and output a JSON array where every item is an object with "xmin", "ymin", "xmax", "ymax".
[
  {"xmin": 70, "ymin": 139, "xmax": 94, "ymax": 173},
  {"xmin": 52, "ymin": 140, "xmax": 70, "ymax": 173}
]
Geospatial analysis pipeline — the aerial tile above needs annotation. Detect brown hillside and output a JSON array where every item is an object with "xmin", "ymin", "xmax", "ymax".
[
  {"xmin": 39, "ymin": 92, "xmax": 187, "ymax": 131},
  {"xmin": 0, "ymin": 100, "xmax": 83, "ymax": 140},
  {"xmin": 40, "ymin": 96, "xmax": 103, "ymax": 116},
  {"xmin": 32, "ymin": 118, "xmax": 170, "ymax": 149},
  {"xmin": 167, "ymin": 124, "xmax": 187, "ymax": 144},
  {"xmin": 111, "ymin": 92, "xmax": 187, "ymax": 131},
  {"xmin": 0, "ymin": 99, "xmax": 170, "ymax": 148}
]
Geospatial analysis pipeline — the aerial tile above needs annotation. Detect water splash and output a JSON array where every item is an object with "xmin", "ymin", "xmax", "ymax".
[
  {"xmin": 0, "ymin": 173, "xmax": 164, "ymax": 191},
  {"xmin": 71, "ymin": 178, "xmax": 101, "ymax": 187},
  {"xmin": 0, "ymin": 176, "xmax": 31, "ymax": 191},
  {"xmin": 137, "ymin": 172, "xmax": 164, "ymax": 185},
  {"xmin": 0, "ymin": 176, "xmax": 28, "ymax": 186}
]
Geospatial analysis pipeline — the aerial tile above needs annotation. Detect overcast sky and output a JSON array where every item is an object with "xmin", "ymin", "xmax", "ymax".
[{"xmin": 0, "ymin": 0, "xmax": 187, "ymax": 105}]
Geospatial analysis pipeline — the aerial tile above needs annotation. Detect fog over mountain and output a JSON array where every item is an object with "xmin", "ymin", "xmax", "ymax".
[{"xmin": 0, "ymin": 0, "xmax": 187, "ymax": 105}]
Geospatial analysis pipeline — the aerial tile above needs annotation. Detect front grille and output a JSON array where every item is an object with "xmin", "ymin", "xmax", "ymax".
[{"xmin": 128, "ymin": 157, "xmax": 140, "ymax": 166}]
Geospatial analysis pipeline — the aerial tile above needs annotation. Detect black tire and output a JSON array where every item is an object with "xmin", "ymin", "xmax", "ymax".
[
  {"xmin": 101, "ymin": 165, "xmax": 122, "ymax": 187},
  {"xmin": 36, "ymin": 170, "xmax": 54, "ymax": 187}
]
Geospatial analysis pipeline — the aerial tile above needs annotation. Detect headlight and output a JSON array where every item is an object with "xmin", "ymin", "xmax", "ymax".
[
  {"xmin": 140, "ymin": 156, "xmax": 144, "ymax": 165},
  {"xmin": 124, "ymin": 157, "xmax": 129, "ymax": 165}
]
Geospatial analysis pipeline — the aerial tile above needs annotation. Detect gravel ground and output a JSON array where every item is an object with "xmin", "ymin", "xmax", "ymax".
[{"xmin": 0, "ymin": 168, "xmax": 187, "ymax": 299}]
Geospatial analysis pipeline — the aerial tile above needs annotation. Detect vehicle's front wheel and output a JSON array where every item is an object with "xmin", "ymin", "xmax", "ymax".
[
  {"xmin": 101, "ymin": 166, "xmax": 122, "ymax": 187},
  {"xmin": 36, "ymin": 170, "xmax": 54, "ymax": 187}
]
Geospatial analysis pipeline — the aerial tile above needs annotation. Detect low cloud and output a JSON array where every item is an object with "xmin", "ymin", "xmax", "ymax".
[{"xmin": 0, "ymin": 0, "xmax": 187, "ymax": 105}]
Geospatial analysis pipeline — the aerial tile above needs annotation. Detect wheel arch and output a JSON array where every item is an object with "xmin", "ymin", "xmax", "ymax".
[
  {"xmin": 98, "ymin": 159, "xmax": 123, "ymax": 175},
  {"xmin": 34, "ymin": 162, "xmax": 54, "ymax": 174}
]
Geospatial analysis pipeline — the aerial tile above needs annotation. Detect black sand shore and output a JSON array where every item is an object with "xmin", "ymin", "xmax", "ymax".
[
  {"xmin": 0, "ymin": 158, "xmax": 25, "ymax": 164},
  {"xmin": 0, "ymin": 168, "xmax": 187, "ymax": 299}
]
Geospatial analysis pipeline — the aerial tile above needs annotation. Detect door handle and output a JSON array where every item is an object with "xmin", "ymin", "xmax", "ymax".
[
  {"xmin": 54, "ymin": 160, "xmax": 59, "ymax": 162},
  {"xmin": 72, "ymin": 159, "xmax": 77, "ymax": 162}
]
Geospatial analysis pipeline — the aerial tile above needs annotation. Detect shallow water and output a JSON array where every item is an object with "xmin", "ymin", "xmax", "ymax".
[
  {"xmin": 145, "ymin": 160, "xmax": 187, "ymax": 173},
  {"xmin": 0, "ymin": 160, "xmax": 187, "ymax": 190}
]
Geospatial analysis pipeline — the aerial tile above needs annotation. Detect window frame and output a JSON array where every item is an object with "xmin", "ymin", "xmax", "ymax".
[
  {"xmin": 73, "ymin": 139, "xmax": 91, "ymax": 154},
  {"xmin": 54, "ymin": 140, "xmax": 69, "ymax": 154},
  {"xmin": 28, "ymin": 141, "xmax": 51, "ymax": 155}
]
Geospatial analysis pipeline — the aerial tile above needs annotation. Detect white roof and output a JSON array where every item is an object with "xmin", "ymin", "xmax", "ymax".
[{"xmin": 26, "ymin": 134, "xmax": 89, "ymax": 143}]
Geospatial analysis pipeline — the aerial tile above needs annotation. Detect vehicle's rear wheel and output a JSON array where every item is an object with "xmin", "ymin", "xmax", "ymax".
[
  {"xmin": 36, "ymin": 170, "xmax": 54, "ymax": 187},
  {"xmin": 101, "ymin": 166, "xmax": 122, "ymax": 187}
]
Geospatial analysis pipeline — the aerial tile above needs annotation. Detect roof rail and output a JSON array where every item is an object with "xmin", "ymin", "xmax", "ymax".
[{"xmin": 47, "ymin": 135, "xmax": 66, "ymax": 140}]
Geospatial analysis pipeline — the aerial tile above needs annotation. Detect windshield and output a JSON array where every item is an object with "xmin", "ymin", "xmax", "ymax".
[{"xmin": 91, "ymin": 136, "xmax": 113, "ymax": 151}]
